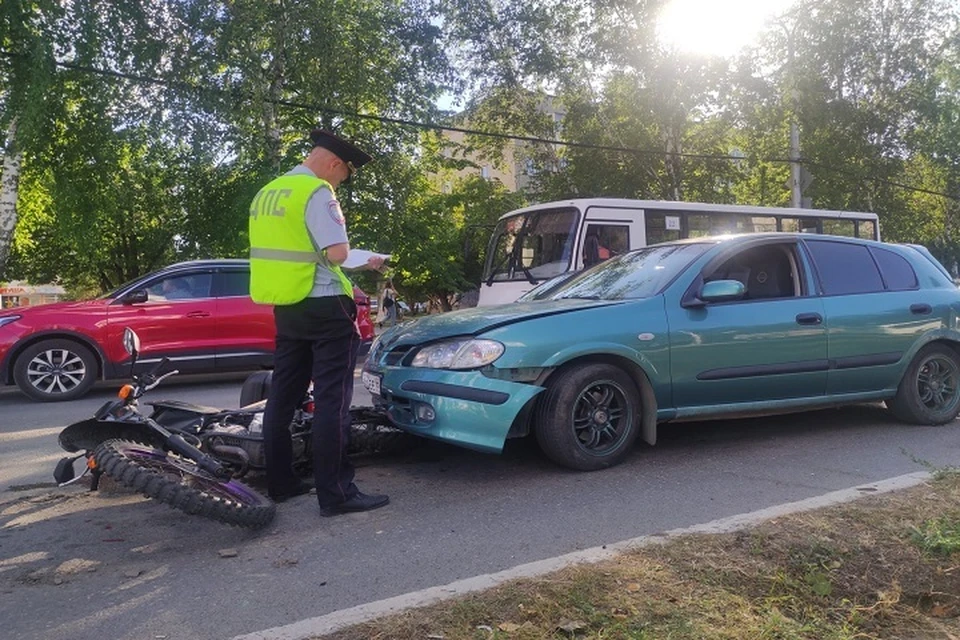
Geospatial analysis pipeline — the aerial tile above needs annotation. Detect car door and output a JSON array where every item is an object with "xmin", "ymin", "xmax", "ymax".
[
  {"xmin": 106, "ymin": 269, "xmax": 218, "ymax": 373},
  {"xmin": 665, "ymin": 239, "xmax": 829, "ymax": 408},
  {"xmin": 802, "ymin": 239, "xmax": 944, "ymax": 395},
  {"xmin": 213, "ymin": 267, "xmax": 275, "ymax": 370}
]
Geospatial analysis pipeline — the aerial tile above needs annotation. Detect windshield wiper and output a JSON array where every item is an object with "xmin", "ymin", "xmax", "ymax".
[
  {"xmin": 557, "ymin": 295, "xmax": 600, "ymax": 300},
  {"xmin": 503, "ymin": 229, "xmax": 538, "ymax": 286}
]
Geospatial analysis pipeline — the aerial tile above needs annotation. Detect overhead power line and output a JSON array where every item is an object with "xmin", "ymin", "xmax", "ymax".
[{"xmin": 2, "ymin": 50, "xmax": 957, "ymax": 202}]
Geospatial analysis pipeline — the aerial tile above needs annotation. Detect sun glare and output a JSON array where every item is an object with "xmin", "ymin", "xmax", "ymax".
[{"xmin": 657, "ymin": 0, "xmax": 797, "ymax": 57}]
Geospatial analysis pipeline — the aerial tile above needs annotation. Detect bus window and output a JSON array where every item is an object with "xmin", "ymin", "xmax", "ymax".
[
  {"xmin": 707, "ymin": 213, "xmax": 742, "ymax": 234},
  {"xmin": 687, "ymin": 213, "xmax": 776, "ymax": 237},
  {"xmin": 780, "ymin": 217, "xmax": 821, "ymax": 234},
  {"xmin": 823, "ymin": 219, "xmax": 856, "ymax": 237},
  {"xmin": 857, "ymin": 220, "xmax": 877, "ymax": 240},
  {"xmin": 646, "ymin": 213, "xmax": 681, "ymax": 244},
  {"xmin": 583, "ymin": 224, "xmax": 629, "ymax": 267},
  {"xmin": 687, "ymin": 214, "xmax": 711, "ymax": 238},
  {"xmin": 748, "ymin": 216, "xmax": 777, "ymax": 232}
]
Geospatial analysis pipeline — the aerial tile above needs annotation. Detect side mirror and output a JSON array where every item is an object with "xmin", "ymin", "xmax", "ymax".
[
  {"xmin": 700, "ymin": 279, "xmax": 746, "ymax": 303},
  {"xmin": 123, "ymin": 327, "xmax": 142, "ymax": 358},
  {"xmin": 120, "ymin": 289, "xmax": 148, "ymax": 305}
]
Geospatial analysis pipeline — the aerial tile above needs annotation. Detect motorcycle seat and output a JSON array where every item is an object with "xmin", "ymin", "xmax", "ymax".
[{"xmin": 148, "ymin": 399, "xmax": 224, "ymax": 415}]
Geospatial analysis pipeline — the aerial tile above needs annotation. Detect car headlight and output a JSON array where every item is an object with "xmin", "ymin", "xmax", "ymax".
[
  {"xmin": 0, "ymin": 315, "xmax": 21, "ymax": 328},
  {"xmin": 411, "ymin": 339, "xmax": 504, "ymax": 370}
]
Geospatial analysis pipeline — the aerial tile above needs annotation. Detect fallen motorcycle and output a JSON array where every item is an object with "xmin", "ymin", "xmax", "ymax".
[{"xmin": 54, "ymin": 328, "xmax": 408, "ymax": 528}]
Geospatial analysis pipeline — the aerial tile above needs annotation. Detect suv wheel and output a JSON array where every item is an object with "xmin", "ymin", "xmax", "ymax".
[{"xmin": 14, "ymin": 339, "xmax": 98, "ymax": 402}]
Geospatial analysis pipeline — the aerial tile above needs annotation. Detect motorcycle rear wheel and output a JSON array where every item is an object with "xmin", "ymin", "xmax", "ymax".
[{"xmin": 94, "ymin": 439, "xmax": 276, "ymax": 528}]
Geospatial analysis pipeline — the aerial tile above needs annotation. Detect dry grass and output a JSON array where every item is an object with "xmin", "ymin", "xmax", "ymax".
[{"xmin": 318, "ymin": 474, "xmax": 960, "ymax": 640}]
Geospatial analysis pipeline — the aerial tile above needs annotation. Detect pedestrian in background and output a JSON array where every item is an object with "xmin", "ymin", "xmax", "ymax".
[
  {"xmin": 381, "ymin": 279, "xmax": 398, "ymax": 328},
  {"xmin": 248, "ymin": 128, "xmax": 389, "ymax": 517}
]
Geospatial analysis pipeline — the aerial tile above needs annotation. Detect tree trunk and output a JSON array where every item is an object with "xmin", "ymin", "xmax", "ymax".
[
  {"xmin": 662, "ymin": 123, "xmax": 683, "ymax": 201},
  {"xmin": 262, "ymin": 3, "xmax": 288, "ymax": 172},
  {"xmin": 0, "ymin": 117, "xmax": 23, "ymax": 274}
]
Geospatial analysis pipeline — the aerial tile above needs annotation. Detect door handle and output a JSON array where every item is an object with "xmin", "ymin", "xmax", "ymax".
[
  {"xmin": 186, "ymin": 311, "xmax": 211, "ymax": 318},
  {"xmin": 910, "ymin": 303, "xmax": 932, "ymax": 315},
  {"xmin": 795, "ymin": 313, "xmax": 823, "ymax": 325}
]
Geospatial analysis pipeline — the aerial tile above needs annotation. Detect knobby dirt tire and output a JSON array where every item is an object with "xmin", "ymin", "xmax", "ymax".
[
  {"xmin": 94, "ymin": 439, "xmax": 276, "ymax": 528},
  {"xmin": 347, "ymin": 410, "xmax": 415, "ymax": 456}
]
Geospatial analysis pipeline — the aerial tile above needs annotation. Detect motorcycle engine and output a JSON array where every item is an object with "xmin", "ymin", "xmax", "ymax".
[
  {"xmin": 206, "ymin": 413, "xmax": 307, "ymax": 470},
  {"xmin": 207, "ymin": 421, "xmax": 267, "ymax": 468}
]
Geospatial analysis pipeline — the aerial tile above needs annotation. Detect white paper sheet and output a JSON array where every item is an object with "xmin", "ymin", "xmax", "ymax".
[{"xmin": 342, "ymin": 249, "xmax": 391, "ymax": 269}]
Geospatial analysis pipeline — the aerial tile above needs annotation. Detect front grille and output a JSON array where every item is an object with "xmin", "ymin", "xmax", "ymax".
[{"xmin": 385, "ymin": 346, "xmax": 413, "ymax": 366}]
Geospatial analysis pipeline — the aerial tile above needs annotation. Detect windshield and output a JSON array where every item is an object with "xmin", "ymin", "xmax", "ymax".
[
  {"xmin": 483, "ymin": 207, "xmax": 579, "ymax": 284},
  {"xmin": 516, "ymin": 270, "xmax": 582, "ymax": 301},
  {"xmin": 538, "ymin": 242, "xmax": 712, "ymax": 301}
]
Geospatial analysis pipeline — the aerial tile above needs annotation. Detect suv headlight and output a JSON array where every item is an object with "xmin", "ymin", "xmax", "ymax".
[
  {"xmin": 411, "ymin": 339, "xmax": 504, "ymax": 370},
  {"xmin": 0, "ymin": 315, "xmax": 21, "ymax": 328}
]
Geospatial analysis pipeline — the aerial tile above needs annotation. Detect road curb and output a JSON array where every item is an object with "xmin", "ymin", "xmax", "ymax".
[{"xmin": 233, "ymin": 471, "xmax": 931, "ymax": 640}]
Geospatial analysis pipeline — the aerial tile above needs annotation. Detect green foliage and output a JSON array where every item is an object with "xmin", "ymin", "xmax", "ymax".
[
  {"xmin": 387, "ymin": 172, "xmax": 524, "ymax": 308},
  {"xmin": 3, "ymin": 0, "xmax": 960, "ymax": 293},
  {"xmin": 910, "ymin": 515, "xmax": 960, "ymax": 557}
]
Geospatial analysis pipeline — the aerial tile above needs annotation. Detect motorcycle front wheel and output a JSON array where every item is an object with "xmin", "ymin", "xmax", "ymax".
[{"xmin": 94, "ymin": 439, "xmax": 276, "ymax": 528}]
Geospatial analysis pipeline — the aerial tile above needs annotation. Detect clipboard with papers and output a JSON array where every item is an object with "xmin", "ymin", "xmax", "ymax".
[{"xmin": 342, "ymin": 249, "xmax": 391, "ymax": 269}]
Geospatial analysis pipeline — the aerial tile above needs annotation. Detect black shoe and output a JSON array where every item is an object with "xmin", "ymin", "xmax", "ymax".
[
  {"xmin": 319, "ymin": 492, "xmax": 389, "ymax": 517},
  {"xmin": 268, "ymin": 480, "xmax": 313, "ymax": 503}
]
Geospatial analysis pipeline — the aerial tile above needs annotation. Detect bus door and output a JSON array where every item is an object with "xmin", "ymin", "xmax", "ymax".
[{"xmin": 578, "ymin": 206, "xmax": 644, "ymax": 269}]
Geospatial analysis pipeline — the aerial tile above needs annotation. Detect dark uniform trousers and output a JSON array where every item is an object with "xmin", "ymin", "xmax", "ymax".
[{"xmin": 263, "ymin": 294, "xmax": 360, "ymax": 507}]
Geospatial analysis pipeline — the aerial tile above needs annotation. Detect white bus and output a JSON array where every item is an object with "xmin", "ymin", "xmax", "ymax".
[{"xmin": 478, "ymin": 198, "xmax": 881, "ymax": 306}]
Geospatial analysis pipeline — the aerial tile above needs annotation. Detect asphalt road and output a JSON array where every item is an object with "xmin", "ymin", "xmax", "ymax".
[{"xmin": 1, "ymin": 372, "xmax": 959, "ymax": 640}]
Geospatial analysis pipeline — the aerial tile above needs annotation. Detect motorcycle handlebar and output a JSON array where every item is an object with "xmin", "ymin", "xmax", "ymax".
[
  {"xmin": 144, "ymin": 369, "xmax": 179, "ymax": 391},
  {"xmin": 148, "ymin": 357, "xmax": 172, "ymax": 377}
]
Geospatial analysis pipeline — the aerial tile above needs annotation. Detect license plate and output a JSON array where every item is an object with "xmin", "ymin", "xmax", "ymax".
[{"xmin": 361, "ymin": 371, "xmax": 381, "ymax": 396}]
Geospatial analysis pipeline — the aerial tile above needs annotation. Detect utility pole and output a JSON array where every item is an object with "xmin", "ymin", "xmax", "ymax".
[{"xmin": 785, "ymin": 22, "xmax": 803, "ymax": 209}]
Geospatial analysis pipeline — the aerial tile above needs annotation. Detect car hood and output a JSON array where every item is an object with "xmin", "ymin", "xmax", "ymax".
[{"xmin": 377, "ymin": 299, "xmax": 623, "ymax": 348}]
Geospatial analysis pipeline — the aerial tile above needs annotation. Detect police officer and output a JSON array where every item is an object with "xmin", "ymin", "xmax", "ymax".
[{"xmin": 249, "ymin": 128, "xmax": 389, "ymax": 517}]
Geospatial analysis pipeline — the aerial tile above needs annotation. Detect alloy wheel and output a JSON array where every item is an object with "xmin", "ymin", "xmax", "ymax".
[
  {"xmin": 571, "ymin": 380, "xmax": 632, "ymax": 456},
  {"xmin": 916, "ymin": 354, "xmax": 960, "ymax": 413},
  {"xmin": 26, "ymin": 348, "xmax": 88, "ymax": 396}
]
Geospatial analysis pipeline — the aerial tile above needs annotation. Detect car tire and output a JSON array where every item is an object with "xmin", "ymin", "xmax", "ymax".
[
  {"xmin": 887, "ymin": 343, "xmax": 960, "ymax": 425},
  {"xmin": 535, "ymin": 363, "xmax": 641, "ymax": 471},
  {"xmin": 14, "ymin": 339, "xmax": 98, "ymax": 402}
]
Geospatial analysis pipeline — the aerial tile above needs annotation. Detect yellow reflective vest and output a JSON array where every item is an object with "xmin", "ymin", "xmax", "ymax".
[{"xmin": 248, "ymin": 173, "xmax": 352, "ymax": 305}]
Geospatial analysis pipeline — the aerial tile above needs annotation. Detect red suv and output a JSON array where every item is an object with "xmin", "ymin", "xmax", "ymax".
[{"xmin": 0, "ymin": 260, "xmax": 375, "ymax": 401}]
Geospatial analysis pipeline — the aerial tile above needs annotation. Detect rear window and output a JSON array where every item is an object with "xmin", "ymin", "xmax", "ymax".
[
  {"xmin": 805, "ymin": 240, "xmax": 884, "ymax": 295},
  {"xmin": 870, "ymin": 248, "xmax": 918, "ymax": 291}
]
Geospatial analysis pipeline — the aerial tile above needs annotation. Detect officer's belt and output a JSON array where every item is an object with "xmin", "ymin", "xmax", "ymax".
[{"xmin": 250, "ymin": 248, "xmax": 321, "ymax": 263}]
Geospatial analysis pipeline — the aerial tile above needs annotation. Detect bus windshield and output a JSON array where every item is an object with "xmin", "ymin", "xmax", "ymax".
[{"xmin": 483, "ymin": 207, "xmax": 579, "ymax": 285}]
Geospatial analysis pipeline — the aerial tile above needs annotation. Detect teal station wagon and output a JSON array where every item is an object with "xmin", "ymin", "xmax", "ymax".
[{"xmin": 362, "ymin": 234, "xmax": 960, "ymax": 471}]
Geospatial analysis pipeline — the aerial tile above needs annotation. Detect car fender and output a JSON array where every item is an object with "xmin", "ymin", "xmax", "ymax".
[
  {"xmin": 535, "ymin": 342, "xmax": 664, "ymax": 447},
  {"xmin": 540, "ymin": 341, "xmax": 663, "ymax": 380},
  {"xmin": 897, "ymin": 328, "xmax": 960, "ymax": 370}
]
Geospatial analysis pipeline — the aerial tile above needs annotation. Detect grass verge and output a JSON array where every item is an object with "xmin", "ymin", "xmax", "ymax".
[{"xmin": 318, "ymin": 472, "xmax": 960, "ymax": 640}]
